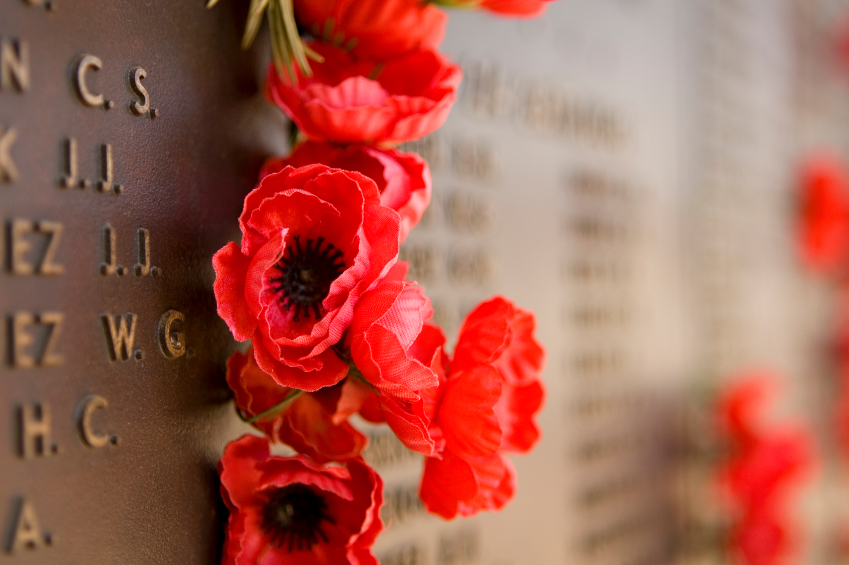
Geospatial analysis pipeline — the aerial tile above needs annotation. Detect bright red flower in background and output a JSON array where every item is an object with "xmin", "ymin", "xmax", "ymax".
[
  {"xmin": 715, "ymin": 375, "xmax": 815, "ymax": 565},
  {"xmin": 419, "ymin": 296, "xmax": 545, "ymax": 519},
  {"xmin": 213, "ymin": 164, "xmax": 400, "ymax": 391},
  {"xmin": 730, "ymin": 509, "xmax": 794, "ymax": 565},
  {"xmin": 716, "ymin": 374, "xmax": 775, "ymax": 448},
  {"xmin": 219, "ymin": 435, "xmax": 383, "ymax": 564},
  {"xmin": 263, "ymin": 142, "xmax": 431, "ymax": 243},
  {"xmin": 227, "ymin": 347, "xmax": 368, "ymax": 463},
  {"xmin": 293, "ymin": 0, "xmax": 447, "ymax": 60},
  {"xmin": 266, "ymin": 42, "xmax": 462, "ymax": 144},
  {"xmin": 722, "ymin": 430, "xmax": 813, "ymax": 511},
  {"xmin": 797, "ymin": 153, "xmax": 849, "ymax": 274}
]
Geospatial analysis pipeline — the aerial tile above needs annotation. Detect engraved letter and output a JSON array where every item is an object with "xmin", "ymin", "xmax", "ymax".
[
  {"xmin": 76, "ymin": 395, "xmax": 110, "ymax": 448},
  {"xmin": 9, "ymin": 312, "xmax": 35, "ymax": 368},
  {"xmin": 9, "ymin": 219, "xmax": 34, "ymax": 275},
  {"xmin": 74, "ymin": 54, "xmax": 111, "ymax": 109},
  {"xmin": 129, "ymin": 66, "xmax": 150, "ymax": 115},
  {"xmin": 134, "ymin": 228, "xmax": 150, "ymax": 276},
  {"xmin": 96, "ymin": 144, "xmax": 112, "ymax": 192},
  {"xmin": 59, "ymin": 138, "xmax": 78, "ymax": 188},
  {"xmin": 19, "ymin": 403, "xmax": 55, "ymax": 458},
  {"xmin": 0, "ymin": 39, "xmax": 29, "ymax": 92},
  {"xmin": 38, "ymin": 313, "xmax": 63, "ymax": 366},
  {"xmin": 158, "ymin": 310, "xmax": 185, "ymax": 359},
  {"xmin": 99, "ymin": 223, "xmax": 118, "ymax": 276},
  {"xmin": 36, "ymin": 221, "xmax": 63, "ymax": 275},
  {"xmin": 101, "ymin": 313, "xmax": 137, "ymax": 361},
  {"xmin": 0, "ymin": 126, "xmax": 18, "ymax": 183},
  {"xmin": 7, "ymin": 500, "xmax": 49, "ymax": 553}
]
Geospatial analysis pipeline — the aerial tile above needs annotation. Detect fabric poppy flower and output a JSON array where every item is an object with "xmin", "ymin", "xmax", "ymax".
[
  {"xmin": 219, "ymin": 435, "xmax": 383, "ymax": 564},
  {"xmin": 339, "ymin": 262, "xmax": 448, "ymax": 457},
  {"xmin": 213, "ymin": 164, "xmax": 400, "ymax": 391},
  {"xmin": 346, "ymin": 262, "xmax": 442, "ymax": 401},
  {"xmin": 266, "ymin": 41, "xmax": 462, "ymax": 144},
  {"xmin": 262, "ymin": 142, "xmax": 431, "ymax": 243},
  {"xmin": 227, "ymin": 347, "xmax": 368, "ymax": 462},
  {"xmin": 418, "ymin": 296, "xmax": 545, "ymax": 519},
  {"xmin": 797, "ymin": 153, "xmax": 849, "ymax": 274},
  {"xmin": 293, "ymin": 0, "xmax": 446, "ymax": 60}
]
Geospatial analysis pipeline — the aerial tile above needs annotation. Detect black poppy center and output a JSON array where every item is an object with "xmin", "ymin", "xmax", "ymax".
[
  {"xmin": 261, "ymin": 483, "xmax": 335, "ymax": 553},
  {"xmin": 270, "ymin": 235, "xmax": 345, "ymax": 322}
]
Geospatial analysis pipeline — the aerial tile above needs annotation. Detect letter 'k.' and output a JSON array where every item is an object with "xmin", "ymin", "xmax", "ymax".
[{"xmin": 0, "ymin": 125, "xmax": 18, "ymax": 183}]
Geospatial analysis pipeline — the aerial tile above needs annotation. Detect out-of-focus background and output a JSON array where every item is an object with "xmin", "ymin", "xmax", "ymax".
[{"xmin": 369, "ymin": 1, "xmax": 849, "ymax": 563}]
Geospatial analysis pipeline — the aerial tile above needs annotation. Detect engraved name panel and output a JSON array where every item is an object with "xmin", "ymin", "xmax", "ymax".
[{"xmin": 0, "ymin": 1, "xmax": 279, "ymax": 563}]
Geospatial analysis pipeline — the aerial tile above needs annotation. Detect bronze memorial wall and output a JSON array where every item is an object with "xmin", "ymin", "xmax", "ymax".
[{"xmin": 2, "ymin": 0, "xmax": 849, "ymax": 564}]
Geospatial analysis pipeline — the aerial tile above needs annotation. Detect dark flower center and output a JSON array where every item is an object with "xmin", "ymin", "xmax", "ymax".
[
  {"xmin": 261, "ymin": 483, "xmax": 335, "ymax": 553},
  {"xmin": 270, "ymin": 235, "xmax": 345, "ymax": 322}
]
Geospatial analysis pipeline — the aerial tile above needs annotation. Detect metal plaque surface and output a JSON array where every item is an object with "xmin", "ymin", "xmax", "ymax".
[{"xmin": 0, "ymin": 1, "xmax": 281, "ymax": 563}]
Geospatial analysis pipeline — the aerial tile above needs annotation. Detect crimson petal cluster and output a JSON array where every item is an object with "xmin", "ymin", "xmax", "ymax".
[
  {"xmin": 213, "ymin": 0, "xmax": 552, "ymax": 562},
  {"xmin": 715, "ymin": 375, "xmax": 814, "ymax": 565}
]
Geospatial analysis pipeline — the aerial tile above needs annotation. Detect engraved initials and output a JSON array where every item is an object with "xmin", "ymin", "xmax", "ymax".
[
  {"xmin": 76, "ymin": 395, "xmax": 113, "ymax": 448},
  {"xmin": 158, "ymin": 310, "xmax": 185, "ymax": 359},
  {"xmin": 7, "ymin": 219, "xmax": 64, "ymax": 275},
  {"xmin": 101, "ymin": 313, "xmax": 138, "ymax": 361},
  {"xmin": 0, "ymin": 39, "xmax": 29, "ymax": 92},
  {"xmin": 8, "ymin": 312, "xmax": 63, "ymax": 367},
  {"xmin": 0, "ymin": 126, "xmax": 18, "ymax": 183},
  {"xmin": 7, "ymin": 500, "xmax": 50, "ymax": 553},
  {"xmin": 129, "ymin": 66, "xmax": 150, "ymax": 115},
  {"xmin": 74, "ymin": 54, "xmax": 112, "ymax": 109},
  {"xmin": 19, "ymin": 403, "xmax": 56, "ymax": 458}
]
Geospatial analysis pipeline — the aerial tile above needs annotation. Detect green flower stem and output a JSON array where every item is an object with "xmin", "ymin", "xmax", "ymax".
[
  {"xmin": 207, "ymin": 0, "xmax": 323, "ymax": 82},
  {"xmin": 237, "ymin": 389, "xmax": 303, "ymax": 424}
]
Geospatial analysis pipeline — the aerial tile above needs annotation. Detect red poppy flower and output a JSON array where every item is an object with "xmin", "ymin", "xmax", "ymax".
[
  {"xmin": 797, "ymin": 153, "xmax": 849, "ymax": 274},
  {"xmin": 219, "ymin": 435, "xmax": 383, "ymax": 564},
  {"xmin": 354, "ymin": 331, "xmax": 448, "ymax": 458},
  {"xmin": 262, "ymin": 142, "xmax": 431, "ymax": 243},
  {"xmin": 419, "ymin": 297, "xmax": 545, "ymax": 519},
  {"xmin": 266, "ymin": 42, "xmax": 462, "ymax": 144},
  {"xmin": 730, "ymin": 509, "xmax": 792, "ymax": 565},
  {"xmin": 476, "ymin": 0, "xmax": 555, "ymax": 17},
  {"xmin": 336, "ymin": 263, "xmax": 448, "ymax": 457},
  {"xmin": 715, "ymin": 376, "xmax": 815, "ymax": 565},
  {"xmin": 226, "ymin": 347, "xmax": 368, "ymax": 462},
  {"xmin": 716, "ymin": 374, "xmax": 775, "ymax": 448},
  {"xmin": 346, "ymin": 263, "xmax": 442, "ymax": 401},
  {"xmin": 213, "ymin": 164, "xmax": 400, "ymax": 391},
  {"xmin": 722, "ymin": 430, "xmax": 813, "ymax": 510},
  {"xmin": 293, "ymin": 0, "xmax": 446, "ymax": 60}
]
